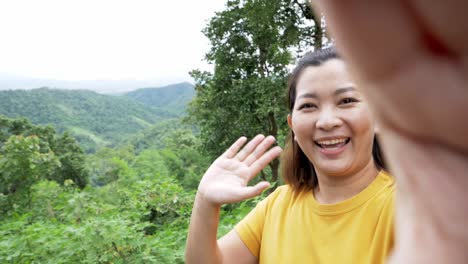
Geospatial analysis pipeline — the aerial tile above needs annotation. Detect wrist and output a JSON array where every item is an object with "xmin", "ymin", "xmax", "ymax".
[{"xmin": 195, "ymin": 191, "xmax": 221, "ymax": 211}]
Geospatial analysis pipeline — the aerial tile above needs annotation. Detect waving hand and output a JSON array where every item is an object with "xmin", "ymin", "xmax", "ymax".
[{"xmin": 197, "ymin": 135, "xmax": 282, "ymax": 206}]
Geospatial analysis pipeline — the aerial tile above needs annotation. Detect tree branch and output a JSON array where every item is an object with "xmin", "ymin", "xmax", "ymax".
[
  {"xmin": 292, "ymin": 0, "xmax": 315, "ymax": 20},
  {"xmin": 112, "ymin": 242, "xmax": 127, "ymax": 261}
]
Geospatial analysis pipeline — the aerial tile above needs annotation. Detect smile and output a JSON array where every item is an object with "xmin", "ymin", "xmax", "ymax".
[
  {"xmin": 314, "ymin": 137, "xmax": 350, "ymax": 156},
  {"xmin": 314, "ymin": 137, "xmax": 350, "ymax": 148}
]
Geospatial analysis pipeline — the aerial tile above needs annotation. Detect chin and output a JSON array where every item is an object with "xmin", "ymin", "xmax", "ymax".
[{"xmin": 315, "ymin": 164, "xmax": 352, "ymax": 177}]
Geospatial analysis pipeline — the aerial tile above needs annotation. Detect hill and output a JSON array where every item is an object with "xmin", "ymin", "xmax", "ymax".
[
  {"xmin": 0, "ymin": 72, "xmax": 188, "ymax": 94},
  {"xmin": 0, "ymin": 88, "xmax": 174, "ymax": 152},
  {"xmin": 124, "ymin": 82, "xmax": 195, "ymax": 116}
]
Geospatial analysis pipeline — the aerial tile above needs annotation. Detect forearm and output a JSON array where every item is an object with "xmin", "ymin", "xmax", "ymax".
[
  {"xmin": 389, "ymin": 197, "xmax": 468, "ymax": 263},
  {"xmin": 382, "ymin": 131, "xmax": 468, "ymax": 263},
  {"xmin": 186, "ymin": 192, "xmax": 223, "ymax": 264}
]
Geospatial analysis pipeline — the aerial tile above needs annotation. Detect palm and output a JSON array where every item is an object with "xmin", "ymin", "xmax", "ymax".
[
  {"xmin": 198, "ymin": 135, "xmax": 282, "ymax": 206},
  {"xmin": 201, "ymin": 158, "xmax": 253, "ymax": 204}
]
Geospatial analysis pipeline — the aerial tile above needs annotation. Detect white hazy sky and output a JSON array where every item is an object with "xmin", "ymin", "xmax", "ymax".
[{"xmin": 0, "ymin": 0, "xmax": 225, "ymax": 81}]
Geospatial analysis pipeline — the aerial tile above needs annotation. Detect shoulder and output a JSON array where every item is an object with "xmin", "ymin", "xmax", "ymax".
[
  {"xmin": 377, "ymin": 170, "xmax": 396, "ymax": 195},
  {"xmin": 259, "ymin": 184, "xmax": 307, "ymax": 213},
  {"xmin": 264, "ymin": 185, "xmax": 295, "ymax": 203},
  {"xmin": 271, "ymin": 185, "xmax": 292, "ymax": 197},
  {"xmin": 373, "ymin": 170, "xmax": 396, "ymax": 211},
  {"xmin": 249, "ymin": 185, "xmax": 294, "ymax": 213}
]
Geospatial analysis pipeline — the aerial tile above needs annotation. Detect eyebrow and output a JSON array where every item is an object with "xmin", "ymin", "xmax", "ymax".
[
  {"xmin": 297, "ymin": 93, "xmax": 318, "ymax": 100},
  {"xmin": 334, "ymin": 86, "xmax": 356, "ymax": 95},
  {"xmin": 297, "ymin": 86, "xmax": 356, "ymax": 100}
]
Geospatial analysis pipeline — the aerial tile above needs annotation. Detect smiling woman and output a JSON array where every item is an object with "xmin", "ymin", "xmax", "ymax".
[
  {"xmin": 282, "ymin": 48, "xmax": 386, "ymax": 194},
  {"xmin": 185, "ymin": 47, "xmax": 395, "ymax": 264}
]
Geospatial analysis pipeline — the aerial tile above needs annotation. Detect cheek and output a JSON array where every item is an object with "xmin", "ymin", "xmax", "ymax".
[
  {"xmin": 349, "ymin": 111, "xmax": 375, "ymax": 146},
  {"xmin": 291, "ymin": 114, "xmax": 315, "ymax": 138},
  {"xmin": 348, "ymin": 106, "xmax": 375, "ymax": 131}
]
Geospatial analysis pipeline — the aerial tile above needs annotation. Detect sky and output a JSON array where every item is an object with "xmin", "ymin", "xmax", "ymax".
[{"xmin": 0, "ymin": 0, "xmax": 226, "ymax": 85}]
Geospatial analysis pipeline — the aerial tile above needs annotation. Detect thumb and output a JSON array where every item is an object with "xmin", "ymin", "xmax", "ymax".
[{"xmin": 237, "ymin": 181, "xmax": 271, "ymax": 200}]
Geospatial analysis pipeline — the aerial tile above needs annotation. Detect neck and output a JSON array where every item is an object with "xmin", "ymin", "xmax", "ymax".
[{"xmin": 314, "ymin": 160, "xmax": 379, "ymax": 204}]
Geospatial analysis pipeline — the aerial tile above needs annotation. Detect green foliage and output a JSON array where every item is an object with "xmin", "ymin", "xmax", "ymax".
[
  {"xmin": 125, "ymin": 82, "xmax": 195, "ymax": 116},
  {"xmin": 0, "ymin": 116, "xmax": 89, "ymax": 190},
  {"xmin": 85, "ymin": 121, "xmax": 209, "ymax": 191},
  {"xmin": 87, "ymin": 148, "xmax": 134, "ymax": 187},
  {"xmin": 217, "ymin": 191, "xmax": 268, "ymax": 237},
  {"xmin": 0, "ymin": 111, "xmax": 259, "ymax": 263},
  {"xmin": 0, "ymin": 174, "xmax": 195, "ymax": 263},
  {"xmin": 0, "ymin": 88, "xmax": 175, "ymax": 152},
  {"xmin": 50, "ymin": 132, "xmax": 89, "ymax": 189},
  {"xmin": 119, "ymin": 119, "xmax": 209, "ymax": 190},
  {"xmin": 0, "ymin": 135, "xmax": 59, "ymax": 212},
  {"xmin": 132, "ymin": 149, "xmax": 170, "ymax": 179},
  {"xmin": 161, "ymin": 128, "xmax": 210, "ymax": 189},
  {"xmin": 126, "ymin": 119, "xmax": 190, "ymax": 153}
]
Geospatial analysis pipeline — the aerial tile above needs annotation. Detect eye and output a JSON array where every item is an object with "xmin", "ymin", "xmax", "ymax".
[
  {"xmin": 298, "ymin": 103, "xmax": 317, "ymax": 110},
  {"xmin": 339, "ymin": 97, "xmax": 359, "ymax": 105}
]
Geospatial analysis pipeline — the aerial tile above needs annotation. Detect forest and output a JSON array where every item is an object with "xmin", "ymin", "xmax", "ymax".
[{"xmin": 0, "ymin": 0, "xmax": 322, "ymax": 263}]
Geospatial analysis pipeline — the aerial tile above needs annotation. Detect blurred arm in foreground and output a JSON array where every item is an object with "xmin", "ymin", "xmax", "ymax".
[{"xmin": 311, "ymin": 0, "xmax": 468, "ymax": 263}]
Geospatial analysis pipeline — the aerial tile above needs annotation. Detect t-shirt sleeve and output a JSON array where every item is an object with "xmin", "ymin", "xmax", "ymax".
[{"xmin": 234, "ymin": 188, "xmax": 282, "ymax": 258}]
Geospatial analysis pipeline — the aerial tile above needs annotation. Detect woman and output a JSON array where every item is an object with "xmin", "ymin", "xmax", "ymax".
[{"xmin": 185, "ymin": 47, "xmax": 395, "ymax": 264}]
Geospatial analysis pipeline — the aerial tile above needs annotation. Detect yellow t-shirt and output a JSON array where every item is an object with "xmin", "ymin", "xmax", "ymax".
[{"xmin": 235, "ymin": 171, "xmax": 395, "ymax": 264}]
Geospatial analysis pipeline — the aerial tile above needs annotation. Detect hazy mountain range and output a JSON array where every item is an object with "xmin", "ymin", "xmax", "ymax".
[{"xmin": 0, "ymin": 72, "xmax": 192, "ymax": 94}]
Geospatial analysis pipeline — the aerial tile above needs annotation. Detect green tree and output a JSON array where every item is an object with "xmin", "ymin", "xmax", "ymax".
[
  {"xmin": 162, "ymin": 129, "xmax": 210, "ymax": 189},
  {"xmin": 87, "ymin": 148, "xmax": 133, "ymax": 186},
  {"xmin": 132, "ymin": 149, "xmax": 169, "ymax": 179},
  {"xmin": 48, "ymin": 132, "xmax": 89, "ymax": 188},
  {"xmin": 0, "ymin": 135, "xmax": 59, "ymax": 210},
  {"xmin": 188, "ymin": 0, "xmax": 322, "ymax": 182},
  {"xmin": 0, "ymin": 115, "xmax": 89, "ymax": 189}
]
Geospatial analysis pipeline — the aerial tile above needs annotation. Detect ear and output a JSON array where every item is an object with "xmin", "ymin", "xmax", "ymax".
[
  {"xmin": 287, "ymin": 114, "xmax": 297, "ymax": 141},
  {"xmin": 287, "ymin": 114, "xmax": 293, "ymax": 129}
]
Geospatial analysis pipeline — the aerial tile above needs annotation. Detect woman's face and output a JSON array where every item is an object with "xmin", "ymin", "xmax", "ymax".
[{"xmin": 288, "ymin": 59, "xmax": 376, "ymax": 177}]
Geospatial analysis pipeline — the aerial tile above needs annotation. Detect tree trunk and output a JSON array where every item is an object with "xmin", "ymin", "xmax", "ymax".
[
  {"xmin": 260, "ymin": 170, "xmax": 267, "ymax": 181},
  {"xmin": 266, "ymin": 112, "xmax": 280, "ymax": 193},
  {"xmin": 266, "ymin": 159, "xmax": 280, "ymax": 194},
  {"xmin": 270, "ymin": 159, "xmax": 279, "ymax": 183},
  {"xmin": 313, "ymin": 15, "xmax": 323, "ymax": 49},
  {"xmin": 268, "ymin": 112, "xmax": 278, "ymax": 139},
  {"xmin": 292, "ymin": 0, "xmax": 324, "ymax": 49}
]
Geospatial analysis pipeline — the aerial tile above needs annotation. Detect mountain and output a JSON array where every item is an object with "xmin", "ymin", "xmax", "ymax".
[
  {"xmin": 124, "ymin": 82, "xmax": 195, "ymax": 116},
  {"xmin": 0, "ymin": 72, "xmax": 190, "ymax": 94},
  {"xmin": 0, "ymin": 88, "xmax": 175, "ymax": 152}
]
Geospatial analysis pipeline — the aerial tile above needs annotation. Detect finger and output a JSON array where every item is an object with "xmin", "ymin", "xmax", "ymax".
[
  {"xmin": 222, "ymin": 136, "xmax": 247, "ymax": 159},
  {"xmin": 248, "ymin": 146, "xmax": 282, "ymax": 181},
  {"xmin": 410, "ymin": 0, "xmax": 468, "ymax": 56},
  {"xmin": 235, "ymin": 181, "xmax": 270, "ymax": 201},
  {"xmin": 313, "ymin": 0, "xmax": 424, "ymax": 82},
  {"xmin": 234, "ymin": 134, "xmax": 265, "ymax": 162},
  {"xmin": 244, "ymin": 135, "xmax": 277, "ymax": 166}
]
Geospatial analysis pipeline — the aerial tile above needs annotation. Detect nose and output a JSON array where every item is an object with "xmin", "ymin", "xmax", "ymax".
[{"xmin": 316, "ymin": 107, "xmax": 343, "ymax": 131}]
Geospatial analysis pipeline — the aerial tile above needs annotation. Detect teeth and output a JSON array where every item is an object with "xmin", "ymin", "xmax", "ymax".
[{"xmin": 317, "ymin": 138, "xmax": 347, "ymax": 145}]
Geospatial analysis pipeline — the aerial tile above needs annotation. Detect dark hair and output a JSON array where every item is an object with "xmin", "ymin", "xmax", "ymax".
[{"xmin": 281, "ymin": 47, "xmax": 386, "ymax": 193}]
